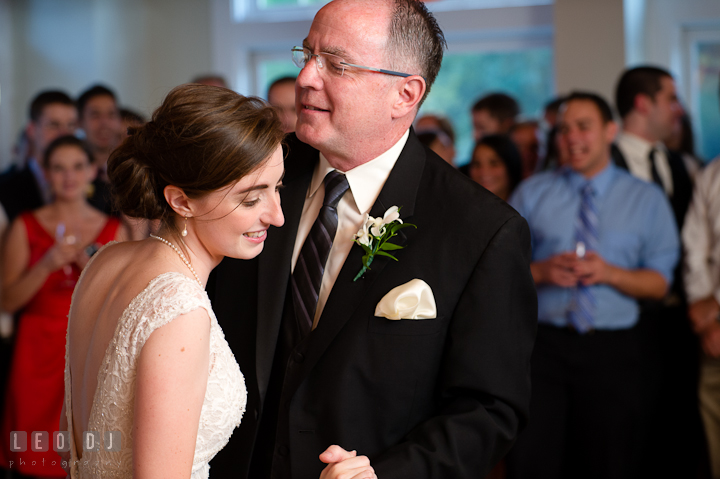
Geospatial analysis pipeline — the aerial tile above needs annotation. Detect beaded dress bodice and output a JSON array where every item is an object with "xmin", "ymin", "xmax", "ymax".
[{"xmin": 64, "ymin": 272, "xmax": 246, "ymax": 478}]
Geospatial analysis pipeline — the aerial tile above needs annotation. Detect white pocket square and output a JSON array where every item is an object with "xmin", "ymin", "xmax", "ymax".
[{"xmin": 375, "ymin": 279, "xmax": 437, "ymax": 320}]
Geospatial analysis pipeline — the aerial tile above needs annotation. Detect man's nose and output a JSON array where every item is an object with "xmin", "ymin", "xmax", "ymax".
[{"xmin": 296, "ymin": 56, "xmax": 323, "ymax": 90}]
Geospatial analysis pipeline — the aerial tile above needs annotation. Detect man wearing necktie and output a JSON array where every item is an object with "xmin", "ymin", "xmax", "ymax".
[
  {"xmin": 611, "ymin": 66, "xmax": 705, "ymax": 476},
  {"xmin": 209, "ymin": 1, "xmax": 537, "ymax": 478},
  {"xmin": 507, "ymin": 92, "xmax": 678, "ymax": 479}
]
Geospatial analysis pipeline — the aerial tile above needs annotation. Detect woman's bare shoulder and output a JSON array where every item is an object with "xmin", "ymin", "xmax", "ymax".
[{"xmin": 74, "ymin": 240, "xmax": 171, "ymax": 306}]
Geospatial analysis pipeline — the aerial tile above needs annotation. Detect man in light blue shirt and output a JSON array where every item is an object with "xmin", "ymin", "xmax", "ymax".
[{"xmin": 506, "ymin": 92, "xmax": 679, "ymax": 479}]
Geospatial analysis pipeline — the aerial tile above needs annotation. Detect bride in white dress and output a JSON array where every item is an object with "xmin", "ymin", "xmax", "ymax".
[
  {"xmin": 61, "ymin": 83, "xmax": 377, "ymax": 479},
  {"xmin": 60, "ymin": 84, "xmax": 285, "ymax": 478}
]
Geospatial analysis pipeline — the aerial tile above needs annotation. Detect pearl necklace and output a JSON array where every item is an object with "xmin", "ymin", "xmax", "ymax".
[{"xmin": 150, "ymin": 234, "xmax": 203, "ymax": 287}]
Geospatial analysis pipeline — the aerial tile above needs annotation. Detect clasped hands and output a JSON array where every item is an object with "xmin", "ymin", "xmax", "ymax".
[
  {"xmin": 533, "ymin": 250, "xmax": 611, "ymax": 288},
  {"xmin": 320, "ymin": 445, "xmax": 377, "ymax": 479}
]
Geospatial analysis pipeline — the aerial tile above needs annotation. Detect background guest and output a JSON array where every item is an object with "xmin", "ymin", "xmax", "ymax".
[
  {"xmin": 507, "ymin": 92, "xmax": 679, "ymax": 479},
  {"xmin": 77, "ymin": 85, "xmax": 123, "ymax": 182},
  {"xmin": 612, "ymin": 65, "xmax": 704, "ymax": 477},
  {"xmin": 666, "ymin": 110, "xmax": 703, "ymax": 181},
  {"xmin": 510, "ymin": 120, "xmax": 540, "ymax": 178},
  {"xmin": 77, "ymin": 84, "xmax": 123, "ymax": 215},
  {"xmin": 0, "ymin": 135, "xmax": 127, "ymax": 478},
  {"xmin": 682, "ymin": 76, "xmax": 720, "ymax": 479},
  {"xmin": 417, "ymin": 129, "xmax": 455, "ymax": 166},
  {"xmin": 468, "ymin": 134, "xmax": 522, "ymax": 201},
  {"xmin": 267, "ymin": 76, "xmax": 298, "ymax": 134},
  {"xmin": 0, "ymin": 91, "xmax": 77, "ymax": 222},
  {"xmin": 415, "ymin": 114, "xmax": 457, "ymax": 165},
  {"xmin": 470, "ymin": 92, "xmax": 520, "ymax": 140},
  {"xmin": 537, "ymin": 95, "xmax": 567, "ymax": 172},
  {"xmin": 684, "ymin": 154, "xmax": 720, "ymax": 479}
]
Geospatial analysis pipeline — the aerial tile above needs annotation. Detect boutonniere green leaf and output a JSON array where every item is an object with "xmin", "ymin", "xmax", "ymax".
[{"xmin": 352, "ymin": 206, "xmax": 416, "ymax": 281}]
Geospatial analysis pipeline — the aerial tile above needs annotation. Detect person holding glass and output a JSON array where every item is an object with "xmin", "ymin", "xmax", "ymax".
[
  {"xmin": 0, "ymin": 135, "xmax": 127, "ymax": 478},
  {"xmin": 507, "ymin": 92, "xmax": 678, "ymax": 478}
]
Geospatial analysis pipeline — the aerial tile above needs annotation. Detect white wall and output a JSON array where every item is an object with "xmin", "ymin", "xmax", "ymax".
[
  {"xmin": 554, "ymin": 0, "xmax": 625, "ymax": 103},
  {"xmin": 638, "ymin": 0, "xmax": 720, "ymax": 104},
  {"xmin": 1, "ymin": 0, "xmax": 214, "ymax": 170},
  {"xmin": 0, "ymin": 0, "xmax": 16, "ymax": 167}
]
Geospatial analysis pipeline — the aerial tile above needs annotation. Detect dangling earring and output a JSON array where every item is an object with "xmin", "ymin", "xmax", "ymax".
[{"xmin": 181, "ymin": 215, "xmax": 188, "ymax": 237}]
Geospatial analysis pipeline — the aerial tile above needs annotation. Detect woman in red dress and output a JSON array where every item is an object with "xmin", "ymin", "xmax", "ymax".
[{"xmin": 0, "ymin": 135, "xmax": 128, "ymax": 478}]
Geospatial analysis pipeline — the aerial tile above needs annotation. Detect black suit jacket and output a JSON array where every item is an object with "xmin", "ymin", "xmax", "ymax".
[
  {"xmin": 210, "ymin": 130, "xmax": 537, "ymax": 478},
  {"xmin": 0, "ymin": 164, "xmax": 44, "ymax": 222}
]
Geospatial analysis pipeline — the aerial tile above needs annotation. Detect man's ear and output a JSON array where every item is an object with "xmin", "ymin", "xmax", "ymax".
[
  {"xmin": 604, "ymin": 120, "xmax": 619, "ymax": 143},
  {"xmin": 26, "ymin": 122, "xmax": 37, "ymax": 144},
  {"xmin": 163, "ymin": 185, "xmax": 192, "ymax": 218},
  {"xmin": 391, "ymin": 76, "xmax": 426, "ymax": 119},
  {"xmin": 634, "ymin": 93, "xmax": 653, "ymax": 115}
]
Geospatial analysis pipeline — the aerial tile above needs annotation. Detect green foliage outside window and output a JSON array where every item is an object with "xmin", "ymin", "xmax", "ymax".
[{"xmin": 420, "ymin": 47, "xmax": 555, "ymax": 165}]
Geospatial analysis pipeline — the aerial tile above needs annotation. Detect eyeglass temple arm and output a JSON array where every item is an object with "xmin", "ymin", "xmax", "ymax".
[{"xmin": 339, "ymin": 61, "xmax": 412, "ymax": 78}]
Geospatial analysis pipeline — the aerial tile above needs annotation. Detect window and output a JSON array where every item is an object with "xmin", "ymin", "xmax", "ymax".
[
  {"xmin": 692, "ymin": 41, "xmax": 720, "ymax": 162},
  {"xmin": 420, "ymin": 47, "xmax": 555, "ymax": 165},
  {"xmin": 682, "ymin": 26, "xmax": 720, "ymax": 162}
]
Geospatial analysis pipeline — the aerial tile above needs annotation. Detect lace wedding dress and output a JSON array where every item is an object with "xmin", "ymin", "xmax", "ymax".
[{"xmin": 63, "ymin": 271, "xmax": 246, "ymax": 478}]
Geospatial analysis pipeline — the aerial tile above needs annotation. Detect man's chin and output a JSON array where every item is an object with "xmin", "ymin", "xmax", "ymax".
[{"xmin": 295, "ymin": 124, "xmax": 322, "ymax": 149}]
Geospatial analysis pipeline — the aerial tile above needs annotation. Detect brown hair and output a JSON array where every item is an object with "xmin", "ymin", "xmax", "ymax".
[
  {"xmin": 43, "ymin": 135, "xmax": 93, "ymax": 169},
  {"xmin": 108, "ymin": 84, "xmax": 283, "ymax": 233}
]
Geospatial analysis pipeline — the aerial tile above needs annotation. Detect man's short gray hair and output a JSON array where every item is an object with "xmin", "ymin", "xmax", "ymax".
[{"xmin": 386, "ymin": 0, "xmax": 447, "ymax": 107}]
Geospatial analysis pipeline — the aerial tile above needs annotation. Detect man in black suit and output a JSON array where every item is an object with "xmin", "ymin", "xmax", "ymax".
[
  {"xmin": 210, "ymin": 1, "xmax": 537, "ymax": 477},
  {"xmin": 0, "ymin": 90, "xmax": 77, "ymax": 222},
  {"xmin": 612, "ymin": 66, "xmax": 706, "ymax": 476}
]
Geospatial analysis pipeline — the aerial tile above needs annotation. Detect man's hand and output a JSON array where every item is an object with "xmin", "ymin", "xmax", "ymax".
[
  {"xmin": 688, "ymin": 296, "xmax": 720, "ymax": 334},
  {"xmin": 319, "ymin": 445, "xmax": 377, "ymax": 479},
  {"xmin": 531, "ymin": 252, "xmax": 578, "ymax": 287},
  {"xmin": 702, "ymin": 321, "xmax": 720, "ymax": 358},
  {"xmin": 574, "ymin": 251, "xmax": 610, "ymax": 286}
]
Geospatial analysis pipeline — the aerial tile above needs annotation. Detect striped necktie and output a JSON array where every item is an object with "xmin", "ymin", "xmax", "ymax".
[
  {"xmin": 568, "ymin": 182, "xmax": 599, "ymax": 333},
  {"xmin": 290, "ymin": 170, "xmax": 350, "ymax": 336}
]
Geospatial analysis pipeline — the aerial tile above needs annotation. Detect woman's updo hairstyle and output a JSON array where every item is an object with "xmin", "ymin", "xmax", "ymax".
[{"xmin": 108, "ymin": 84, "xmax": 284, "ymax": 229}]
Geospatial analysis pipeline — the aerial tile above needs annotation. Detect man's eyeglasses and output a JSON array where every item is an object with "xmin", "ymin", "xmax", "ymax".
[{"xmin": 291, "ymin": 46, "xmax": 413, "ymax": 79}]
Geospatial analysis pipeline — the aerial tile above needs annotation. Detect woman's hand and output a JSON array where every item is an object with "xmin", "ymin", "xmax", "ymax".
[
  {"xmin": 40, "ymin": 242, "xmax": 79, "ymax": 272},
  {"xmin": 319, "ymin": 445, "xmax": 377, "ymax": 479}
]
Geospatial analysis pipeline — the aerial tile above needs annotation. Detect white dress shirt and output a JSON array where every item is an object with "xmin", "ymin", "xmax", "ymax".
[
  {"xmin": 616, "ymin": 131, "xmax": 674, "ymax": 196},
  {"xmin": 683, "ymin": 157, "xmax": 720, "ymax": 305},
  {"xmin": 291, "ymin": 130, "xmax": 409, "ymax": 328}
]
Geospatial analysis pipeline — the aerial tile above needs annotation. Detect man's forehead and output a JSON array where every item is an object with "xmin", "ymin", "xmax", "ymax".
[
  {"xmin": 306, "ymin": 1, "xmax": 389, "ymax": 54},
  {"xmin": 560, "ymin": 103, "xmax": 602, "ymax": 124},
  {"xmin": 40, "ymin": 103, "xmax": 77, "ymax": 121}
]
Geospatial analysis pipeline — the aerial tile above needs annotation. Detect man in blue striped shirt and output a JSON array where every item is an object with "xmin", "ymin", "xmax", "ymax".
[{"xmin": 506, "ymin": 92, "xmax": 679, "ymax": 479}]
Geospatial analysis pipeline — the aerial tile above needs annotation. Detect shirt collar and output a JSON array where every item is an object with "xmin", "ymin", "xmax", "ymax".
[
  {"xmin": 563, "ymin": 161, "xmax": 616, "ymax": 200},
  {"xmin": 307, "ymin": 129, "xmax": 410, "ymax": 214},
  {"xmin": 617, "ymin": 131, "xmax": 665, "ymax": 156}
]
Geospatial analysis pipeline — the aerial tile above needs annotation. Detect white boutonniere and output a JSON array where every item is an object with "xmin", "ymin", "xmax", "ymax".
[{"xmin": 352, "ymin": 206, "xmax": 416, "ymax": 281}]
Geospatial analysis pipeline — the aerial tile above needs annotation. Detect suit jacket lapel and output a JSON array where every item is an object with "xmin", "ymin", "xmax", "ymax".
[
  {"xmin": 256, "ymin": 140, "xmax": 316, "ymax": 402},
  {"xmin": 292, "ymin": 130, "xmax": 427, "ymax": 387}
]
